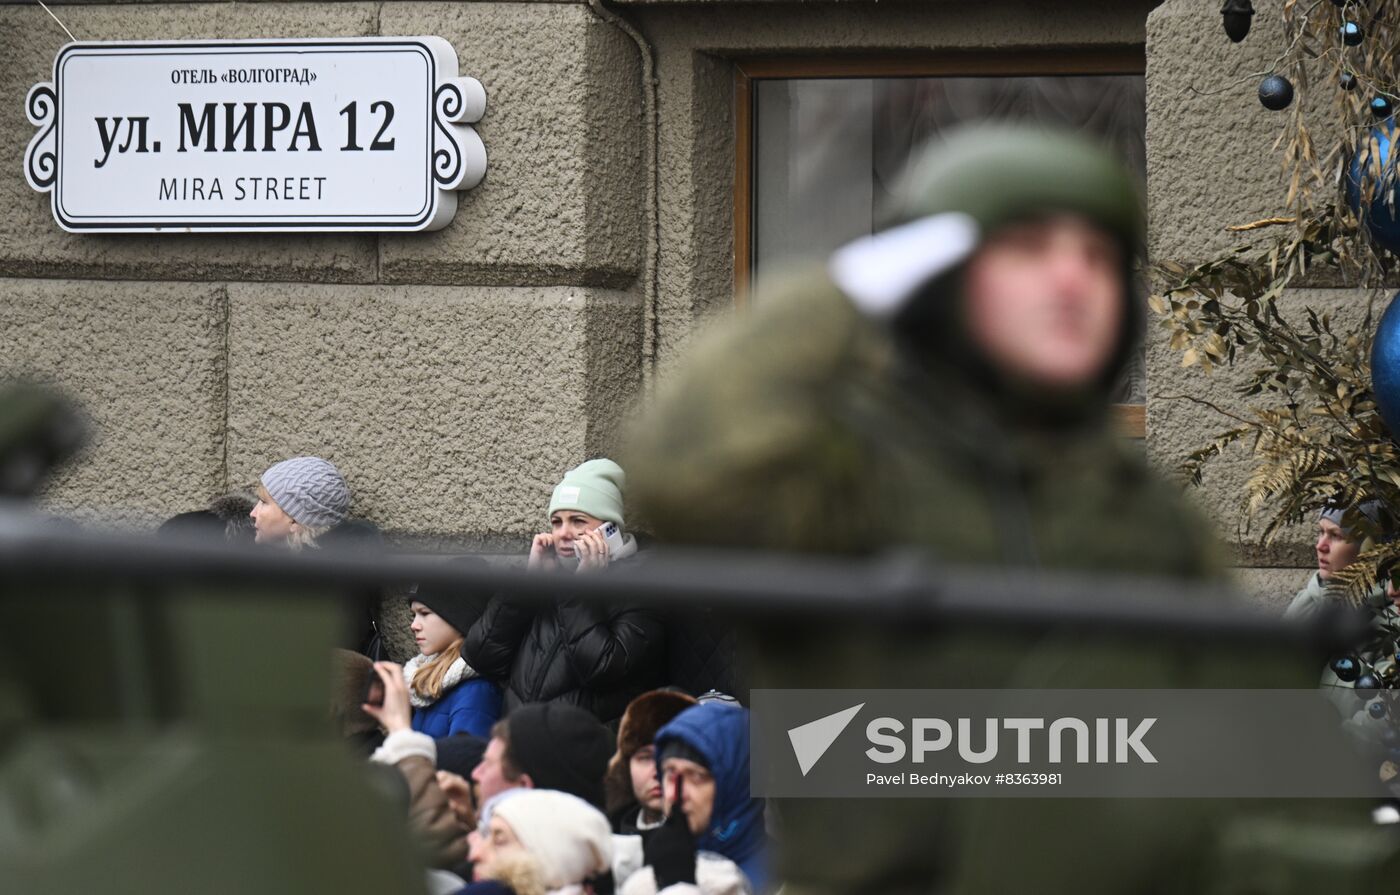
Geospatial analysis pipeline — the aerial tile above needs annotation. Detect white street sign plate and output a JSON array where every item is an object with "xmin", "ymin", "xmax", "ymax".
[{"xmin": 25, "ymin": 38, "xmax": 487, "ymax": 233}]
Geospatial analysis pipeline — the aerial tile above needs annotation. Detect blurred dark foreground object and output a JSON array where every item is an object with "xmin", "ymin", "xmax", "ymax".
[
  {"xmin": 0, "ymin": 529, "xmax": 429, "ymax": 893},
  {"xmin": 0, "ymin": 384, "xmax": 84, "ymax": 497},
  {"xmin": 0, "ymin": 380, "xmax": 424, "ymax": 893},
  {"xmin": 2, "ymin": 513, "xmax": 1400, "ymax": 894},
  {"xmin": 0, "ymin": 364, "xmax": 1395, "ymax": 895}
]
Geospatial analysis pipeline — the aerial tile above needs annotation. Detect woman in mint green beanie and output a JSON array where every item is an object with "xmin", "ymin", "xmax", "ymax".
[
  {"xmin": 461, "ymin": 458, "xmax": 663, "ymax": 723},
  {"xmin": 530, "ymin": 458, "xmax": 638, "ymax": 572}
]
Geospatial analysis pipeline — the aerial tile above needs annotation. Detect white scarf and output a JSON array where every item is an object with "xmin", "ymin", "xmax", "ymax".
[{"xmin": 403, "ymin": 653, "xmax": 477, "ymax": 708}]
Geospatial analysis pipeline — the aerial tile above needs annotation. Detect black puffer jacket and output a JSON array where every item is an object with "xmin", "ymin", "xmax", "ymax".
[
  {"xmin": 665, "ymin": 608, "xmax": 745, "ymax": 702},
  {"xmin": 461, "ymin": 556, "xmax": 666, "ymax": 724}
]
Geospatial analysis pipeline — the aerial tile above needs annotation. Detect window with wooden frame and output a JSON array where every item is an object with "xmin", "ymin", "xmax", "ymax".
[{"xmin": 733, "ymin": 51, "xmax": 1148, "ymax": 438}]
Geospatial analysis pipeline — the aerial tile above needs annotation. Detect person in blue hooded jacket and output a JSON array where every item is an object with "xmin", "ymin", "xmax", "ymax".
[{"xmin": 646, "ymin": 702, "xmax": 768, "ymax": 892}]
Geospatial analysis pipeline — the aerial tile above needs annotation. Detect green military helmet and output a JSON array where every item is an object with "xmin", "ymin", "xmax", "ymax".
[
  {"xmin": 882, "ymin": 123, "xmax": 1144, "ymax": 259},
  {"xmin": 835, "ymin": 124, "xmax": 1147, "ymax": 406}
]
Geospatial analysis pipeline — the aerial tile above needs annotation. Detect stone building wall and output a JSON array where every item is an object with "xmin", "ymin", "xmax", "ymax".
[
  {"xmin": 2, "ymin": 0, "xmax": 1306, "ymax": 606},
  {"xmin": 0, "ymin": 1, "xmax": 644, "ymax": 549}
]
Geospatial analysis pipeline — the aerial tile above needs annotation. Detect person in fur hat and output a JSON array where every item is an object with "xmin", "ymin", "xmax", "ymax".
[{"xmin": 606, "ymin": 689, "xmax": 697, "ymax": 836}]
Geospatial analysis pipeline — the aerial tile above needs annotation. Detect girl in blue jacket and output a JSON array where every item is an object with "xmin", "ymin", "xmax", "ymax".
[{"xmin": 394, "ymin": 567, "xmax": 502, "ymax": 739}]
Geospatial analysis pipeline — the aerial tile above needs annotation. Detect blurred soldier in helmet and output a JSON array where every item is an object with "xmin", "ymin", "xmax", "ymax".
[
  {"xmin": 629, "ymin": 124, "xmax": 1217, "ymax": 571},
  {"xmin": 625, "ymin": 127, "xmax": 1395, "ymax": 893}
]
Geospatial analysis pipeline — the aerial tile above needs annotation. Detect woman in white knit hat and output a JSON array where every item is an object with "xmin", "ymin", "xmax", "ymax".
[
  {"xmin": 467, "ymin": 789, "xmax": 614, "ymax": 895},
  {"xmin": 461, "ymin": 458, "xmax": 666, "ymax": 724}
]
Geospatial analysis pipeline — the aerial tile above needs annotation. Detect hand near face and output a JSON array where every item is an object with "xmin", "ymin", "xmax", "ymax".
[
  {"xmin": 647, "ymin": 775, "xmax": 697, "ymax": 887},
  {"xmin": 436, "ymin": 769, "xmax": 477, "ymax": 829},
  {"xmin": 362, "ymin": 661, "xmax": 413, "ymax": 734},
  {"xmin": 528, "ymin": 533, "xmax": 558, "ymax": 571},
  {"xmin": 575, "ymin": 527, "xmax": 611, "ymax": 574}
]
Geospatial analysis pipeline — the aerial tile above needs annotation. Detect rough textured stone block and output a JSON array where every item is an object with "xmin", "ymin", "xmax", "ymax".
[
  {"xmin": 377, "ymin": 2, "xmax": 643, "ymax": 287},
  {"xmin": 1147, "ymin": 0, "xmax": 1339, "ymax": 264},
  {"xmin": 0, "ymin": 4, "xmax": 379, "ymax": 283},
  {"xmin": 226, "ymin": 282, "xmax": 642, "ymax": 541},
  {"xmin": 1147, "ymin": 288, "xmax": 1377, "ymax": 563},
  {"xmin": 1231, "ymin": 566, "xmax": 1312, "ymax": 610},
  {"xmin": 0, "ymin": 277, "xmax": 227, "ymax": 525}
]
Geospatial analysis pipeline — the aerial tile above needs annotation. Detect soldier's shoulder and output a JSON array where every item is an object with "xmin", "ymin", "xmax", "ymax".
[
  {"xmin": 1093, "ymin": 440, "xmax": 1230, "ymax": 580},
  {"xmin": 641, "ymin": 265, "xmax": 881, "ymax": 430},
  {"xmin": 625, "ymin": 266, "xmax": 878, "ymax": 537},
  {"xmin": 704, "ymin": 264, "xmax": 874, "ymax": 373}
]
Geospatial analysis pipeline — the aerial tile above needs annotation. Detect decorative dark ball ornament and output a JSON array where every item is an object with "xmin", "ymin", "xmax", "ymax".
[
  {"xmin": 1259, "ymin": 75, "xmax": 1295, "ymax": 111},
  {"xmin": 1357, "ymin": 674, "xmax": 1382, "ymax": 696},
  {"xmin": 1342, "ymin": 72, "xmax": 1358, "ymax": 91},
  {"xmin": 1384, "ymin": 726, "xmax": 1400, "ymax": 748},
  {"xmin": 1374, "ymin": 97, "xmax": 1395, "ymax": 118},
  {"xmin": 1222, "ymin": 0, "xmax": 1255, "ymax": 42},
  {"xmin": 1372, "ymin": 700, "xmax": 1390, "ymax": 720},
  {"xmin": 1370, "ymin": 293, "xmax": 1400, "ymax": 436},
  {"xmin": 1343, "ymin": 22, "xmax": 1364, "ymax": 46},
  {"xmin": 1333, "ymin": 656, "xmax": 1362, "ymax": 682}
]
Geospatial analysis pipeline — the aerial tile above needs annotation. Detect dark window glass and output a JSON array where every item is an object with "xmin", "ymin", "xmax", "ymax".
[{"xmin": 752, "ymin": 75, "xmax": 1147, "ymax": 402}]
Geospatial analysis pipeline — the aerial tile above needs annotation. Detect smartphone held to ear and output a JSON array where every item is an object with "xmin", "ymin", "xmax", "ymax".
[
  {"xmin": 598, "ymin": 521, "xmax": 627, "ymax": 556},
  {"xmin": 557, "ymin": 521, "xmax": 629, "ymax": 569}
]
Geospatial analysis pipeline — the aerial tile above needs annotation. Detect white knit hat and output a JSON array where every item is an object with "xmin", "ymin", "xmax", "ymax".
[
  {"xmin": 259, "ymin": 456, "xmax": 350, "ymax": 530},
  {"xmin": 492, "ymin": 790, "xmax": 613, "ymax": 889}
]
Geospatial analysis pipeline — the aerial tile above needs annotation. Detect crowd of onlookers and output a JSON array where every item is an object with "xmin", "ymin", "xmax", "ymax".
[
  {"xmin": 159, "ymin": 452, "xmax": 757, "ymax": 895},
  {"xmin": 158, "ymin": 445, "xmax": 1400, "ymax": 890},
  {"xmin": 152, "ymin": 441, "xmax": 1400, "ymax": 895},
  {"xmin": 150, "ymin": 437, "xmax": 1400, "ymax": 895}
]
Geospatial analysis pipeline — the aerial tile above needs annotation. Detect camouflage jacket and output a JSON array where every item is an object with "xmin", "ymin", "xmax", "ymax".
[{"xmin": 625, "ymin": 269, "xmax": 1396, "ymax": 894}]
